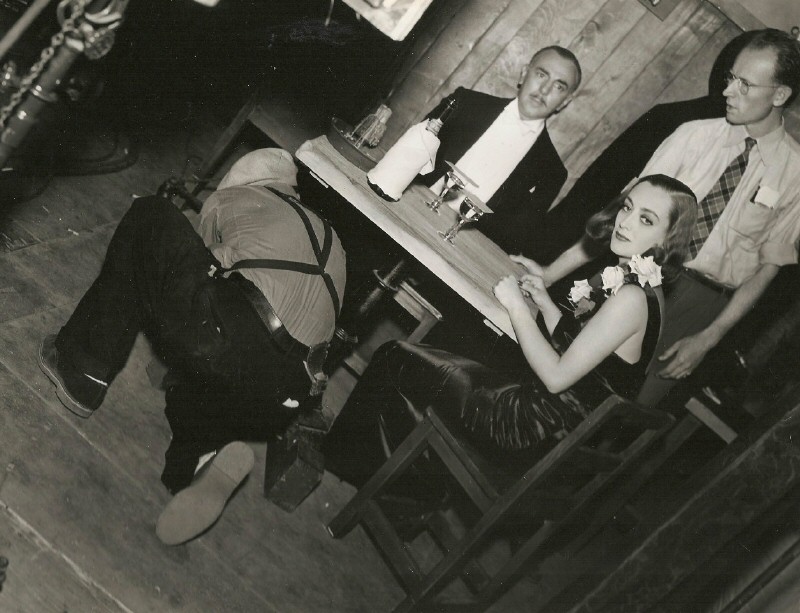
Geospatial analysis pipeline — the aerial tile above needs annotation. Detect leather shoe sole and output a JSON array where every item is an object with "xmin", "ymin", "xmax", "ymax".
[
  {"xmin": 156, "ymin": 442, "xmax": 254, "ymax": 546},
  {"xmin": 38, "ymin": 335, "xmax": 98, "ymax": 418}
]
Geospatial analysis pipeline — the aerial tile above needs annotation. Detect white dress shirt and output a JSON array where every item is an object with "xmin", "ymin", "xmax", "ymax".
[
  {"xmin": 432, "ymin": 99, "xmax": 545, "ymax": 203},
  {"xmin": 640, "ymin": 118, "xmax": 800, "ymax": 287}
]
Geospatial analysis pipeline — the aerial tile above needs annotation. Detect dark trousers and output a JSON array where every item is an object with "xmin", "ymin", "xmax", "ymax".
[
  {"xmin": 56, "ymin": 197, "xmax": 308, "ymax": 492},
  {"xmin": 636, "ymin": 273, "xmax": 731, "ymax": 408}
]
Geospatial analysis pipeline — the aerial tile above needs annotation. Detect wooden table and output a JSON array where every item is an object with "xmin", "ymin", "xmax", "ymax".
[{"xmin": 296, "ymin": 136, "xmax": 523, "ymax": 341}]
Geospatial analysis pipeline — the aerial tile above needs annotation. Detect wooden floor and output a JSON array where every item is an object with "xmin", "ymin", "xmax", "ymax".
[{"xmin": 0, "ymin": 108, "xmax": 552, "ymax": 612}]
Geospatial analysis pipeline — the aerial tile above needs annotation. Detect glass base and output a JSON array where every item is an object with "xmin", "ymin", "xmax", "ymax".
[
  {"xmin": 426, "ymin": 199, "xmax": 442, "ymax": 213},
  {"xmin": 437, "ymin": 229, "xmax": 456, "ymax": 244}
]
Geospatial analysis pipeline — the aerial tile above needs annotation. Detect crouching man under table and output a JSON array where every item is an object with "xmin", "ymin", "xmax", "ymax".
[{"xmin": 38, "ymin": 148, "xmax": 346, "ymax": 545}]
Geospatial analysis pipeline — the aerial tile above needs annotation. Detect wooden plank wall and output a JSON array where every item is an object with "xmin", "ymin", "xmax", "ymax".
[{"xmin": 385, "ymin": 0, "xmax": 800, "ymax": 205}]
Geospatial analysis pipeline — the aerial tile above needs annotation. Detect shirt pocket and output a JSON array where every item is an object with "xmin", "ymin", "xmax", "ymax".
[{"xmin": 727, "ymin": 199, "xmax": 777, "ymax": 245}]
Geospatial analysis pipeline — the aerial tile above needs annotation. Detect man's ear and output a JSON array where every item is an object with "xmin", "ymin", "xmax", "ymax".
[
  {"xmin": 772, "ymin": 84, "xmax": 792, "ymax": 108},
  {"xmin": 554, "ymin": 93, "xmax": 575, "ymax": 114}
]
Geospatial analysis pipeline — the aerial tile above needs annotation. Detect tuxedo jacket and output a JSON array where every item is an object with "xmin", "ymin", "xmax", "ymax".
[{"xmin": 422, "ymin": 87, "xmax": 567, "ymax": 259}]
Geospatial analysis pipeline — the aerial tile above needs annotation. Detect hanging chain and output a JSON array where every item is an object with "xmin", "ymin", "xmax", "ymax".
[{"xmin": 0, "ymin": 0, "xmax": 88, "ymax": 129}]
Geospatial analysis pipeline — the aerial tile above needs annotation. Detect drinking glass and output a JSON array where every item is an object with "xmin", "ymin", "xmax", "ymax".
[
  {"xmin": 426, "ymin": 168, "xmax": 466, "ymax": 213},
  {"xmin": 438, "ymin": 193, "xmax": 485, "ymax": 244},
  {"xmin": 426, "ymin": 161, "xmax": 476, "ymax": 214}
]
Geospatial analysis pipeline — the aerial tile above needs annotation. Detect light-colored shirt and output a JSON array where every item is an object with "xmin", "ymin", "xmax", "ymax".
[
  {"xmin": 640, "ymin": 118, "xmax": 800, "ymax": 288},
  {"xmin": 431, "ymin": 99, "xmax": 545, "ymax": 203},
  {"xmin": 198, "ymin": 184, "xmax": 347, "ymax": 346}
]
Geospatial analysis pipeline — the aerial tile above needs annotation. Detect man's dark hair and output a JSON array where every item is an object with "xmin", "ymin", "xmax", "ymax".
[
  {"xmin": 744, "ymin": 28, "xmax": 800, "ymax": 106},
  {"xmin": 531, "ymin": 45, "xmax": 582, "ymax": 91}
]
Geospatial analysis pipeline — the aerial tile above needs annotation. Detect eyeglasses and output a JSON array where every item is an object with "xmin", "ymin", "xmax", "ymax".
[{"xmin": 724, "ymin": 70, "xmax": 780, "ymax": 95}]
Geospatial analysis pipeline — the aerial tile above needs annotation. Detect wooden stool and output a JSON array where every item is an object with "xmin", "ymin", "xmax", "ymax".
[{"xmin": 345, "ymin": 276, "xmax": 442, "ymax": 376}]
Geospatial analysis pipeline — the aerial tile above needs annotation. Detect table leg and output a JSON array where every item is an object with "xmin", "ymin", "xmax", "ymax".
[{"xmin": 192, "ymin": 93, "xmax": 259, "ymax": 195}]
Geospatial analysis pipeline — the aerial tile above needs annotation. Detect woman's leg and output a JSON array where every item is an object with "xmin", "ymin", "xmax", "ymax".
[{"xmin": 323, "ymin": 340, "xmax": 493, "ymax": 489}]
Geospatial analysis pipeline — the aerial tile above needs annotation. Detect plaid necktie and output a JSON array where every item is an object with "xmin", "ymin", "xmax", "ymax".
[{"xmin": 688, "ymin": 137, "xmax": 756, "ymax": 259}]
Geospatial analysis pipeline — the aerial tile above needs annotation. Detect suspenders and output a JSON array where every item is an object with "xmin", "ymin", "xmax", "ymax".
[{"xmin": 213, "ymin": 186, "xmax": 340, "ymax": 322}]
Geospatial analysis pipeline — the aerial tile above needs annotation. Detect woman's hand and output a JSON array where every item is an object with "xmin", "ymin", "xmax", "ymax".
[
  {"xmin": 519, "ymin": 275, "xmax": 555, "ymax": 311},
  {"xmin": 520, "ymin": 274, "xmax": 562, "ymax": 333},
  {"xmin": 493, "ymin": 275, "xmax": 530, "ymax": 314},
  {"xmin": 510, "ymin": 254, "xmax": 550, "ymax": 286}
]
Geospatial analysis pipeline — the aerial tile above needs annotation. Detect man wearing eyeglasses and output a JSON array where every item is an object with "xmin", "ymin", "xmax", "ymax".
[{"xmin": 516, "ymin": 28, "xmax": 800, "ymax": 407}]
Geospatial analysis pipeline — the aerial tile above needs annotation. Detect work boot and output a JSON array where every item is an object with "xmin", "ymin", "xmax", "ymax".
[
  {"xmin": 38, "ymin": 334, "xmax": 107, "ymax": 418},
  {"xmin": 156, "ymin": 441, "xmax": 254, "ymax": 546}
]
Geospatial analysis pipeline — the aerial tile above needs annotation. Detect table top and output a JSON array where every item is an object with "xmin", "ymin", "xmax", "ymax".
[{"xmin": 296, "ymin": 136, "xmax": 525, "ymax": 341}]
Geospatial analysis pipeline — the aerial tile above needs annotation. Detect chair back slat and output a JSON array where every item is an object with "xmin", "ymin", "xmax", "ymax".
[{"xmin": 360, "ymin": 500, "xmax": 425, "ymax": 597}]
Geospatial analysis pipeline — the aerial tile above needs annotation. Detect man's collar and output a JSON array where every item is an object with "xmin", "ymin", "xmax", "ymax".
[
  {"xmin": 723, "ymin": 121, "xmax": 785, "ymax": 166},
  {"xmin": 723, "ymin": 123, "xmax": 748, "ymax": 148},
  {"xmin": 251, "ymin": 181, "xmax": 299, "ymax": 198},
  {"xmin": 506, "ymin": 99, "xmax": 545, "ymax": 134}
]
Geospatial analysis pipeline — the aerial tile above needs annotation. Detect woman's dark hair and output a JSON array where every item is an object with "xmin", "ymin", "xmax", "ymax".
[{"xmin": 584, "ymin": 174, "xmax": 697, "ymax": 281}]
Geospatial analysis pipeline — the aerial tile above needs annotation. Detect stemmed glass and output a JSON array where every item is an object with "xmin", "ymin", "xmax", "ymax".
[
  {"xmin": 438, "ymin": 191, "xmax": 490, "ymax": 244},
  {"xmin": 426, "ymin": 161, "xmax": 476, "ymax": 214}
]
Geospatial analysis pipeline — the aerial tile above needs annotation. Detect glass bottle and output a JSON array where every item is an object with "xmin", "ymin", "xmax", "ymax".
[
  {"xmin": 367, "ymin": 95, "xmax": 457, "ymax": 202},
  {"xmin": 351, "ymin": 104, "xmax": 392, "ymax": 149}
]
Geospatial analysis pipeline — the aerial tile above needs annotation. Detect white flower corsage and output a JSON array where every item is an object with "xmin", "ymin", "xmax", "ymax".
[
  {"xmin": 569, "ymin": 279, "xmax": 593, "ymax": 303},
  {"xmin": 629, "ymin": 254, "xmax": 662, "ymax": 288},
  {"xmin": 568, "ymin": 254, "xmax": 662, "ymax": 319},
  {"xmin": 601, "ymin": 265, "xmax": 626, "ymax": 295}
]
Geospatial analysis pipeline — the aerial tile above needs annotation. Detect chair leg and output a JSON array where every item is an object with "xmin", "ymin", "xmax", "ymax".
[
  {"xmin": 327, "ymin": 418, "xmax": 435, "ymax": 538},
  {"xmin": 427, "ymin": 510, "xmax": 490, "ymax": 595},
  {"xmin": 361, "ymin": 499, "xmax": 425, "ymax": 597}
]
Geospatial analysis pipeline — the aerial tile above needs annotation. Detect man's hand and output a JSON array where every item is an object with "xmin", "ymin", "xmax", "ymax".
[
  {"xmin": 510, "ymin": 254, "xmax": 550, "ymax": 286},
  {"xmin": 656, "ymin": 332, "xmax": 715, "ymax": 380}
]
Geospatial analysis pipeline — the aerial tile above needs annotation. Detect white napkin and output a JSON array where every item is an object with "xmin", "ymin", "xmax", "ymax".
[{"xmin": 367, "ymin": 121, "xmax": 441, "ymax": 201}]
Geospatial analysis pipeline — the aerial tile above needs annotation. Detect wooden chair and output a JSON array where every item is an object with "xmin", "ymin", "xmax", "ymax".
[{"xmin": 327, "ymin": 394, "xmax": 674, "ymax": 612}]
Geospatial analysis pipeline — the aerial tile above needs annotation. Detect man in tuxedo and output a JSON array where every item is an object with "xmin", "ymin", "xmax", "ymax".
[{"xmin": 422, "ymin": 46, "xmax": 581, "ymax": 260}]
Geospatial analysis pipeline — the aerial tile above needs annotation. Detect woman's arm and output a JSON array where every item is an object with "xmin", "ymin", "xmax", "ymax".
[
  {"xmin": 511, "ymin": 238, "xmax": 593, "ymax": 287},
  {"xmin": 495, "ymin": 278, "xmax": 646, "ymax": 393},
  {"xmin": 518, "ymin": 274, "xmax": 561, "ymax": 334}
]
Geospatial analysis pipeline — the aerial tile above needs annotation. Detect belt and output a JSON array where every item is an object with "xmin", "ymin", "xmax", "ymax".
[
  {"xmin": 681, "ymin": 267, "xmax": 735, "ymax": 297},
  {"xmin": 227, "ymin": 272, "xmax": 323, "ymax": 363}
]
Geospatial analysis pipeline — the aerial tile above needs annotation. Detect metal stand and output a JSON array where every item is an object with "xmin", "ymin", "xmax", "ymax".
[{"xmin": 0, "ymin": 0, "xmax": 129, "ymax": 168}]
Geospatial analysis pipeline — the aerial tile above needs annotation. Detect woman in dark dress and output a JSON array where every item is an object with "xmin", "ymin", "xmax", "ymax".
[{"xmin": 323, "ymin": 175, "xmax": 697, "ymax": 491}]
